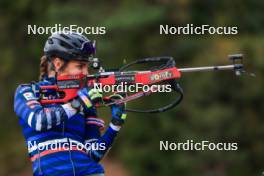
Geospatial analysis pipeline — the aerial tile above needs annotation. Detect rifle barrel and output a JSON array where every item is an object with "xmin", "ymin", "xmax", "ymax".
[{"xmin": 178, "ymin": 64, "xmax": 243, "ymax": 73}]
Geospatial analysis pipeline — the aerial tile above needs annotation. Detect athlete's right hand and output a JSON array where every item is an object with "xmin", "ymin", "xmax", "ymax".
[{"xmin": 71, "ymin": 87, "xmax": 102, "ymax": 113}]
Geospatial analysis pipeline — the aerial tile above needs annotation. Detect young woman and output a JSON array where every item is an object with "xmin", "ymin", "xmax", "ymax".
[{"xmin": 14, "ymin": 32, "xmax": 127, "ymax": 176}]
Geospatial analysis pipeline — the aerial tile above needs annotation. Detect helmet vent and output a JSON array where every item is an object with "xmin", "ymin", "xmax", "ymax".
[
  {"xmin": 48, "ymin": 38, "xmax": 53, "ymax": 44},
  {"xmin": 72, "ymin": 42, "xmax": 79, "ymax": 48},
  {"xmin": 60, "ymin": 40, "xmax": 73, "ymax": 49},
  {"xmin": 60, "ymin": 34, "xmax": 70, "ymax": 40},
  {"xmin": 78, "ymin": 39, "xmax": 84, "ymax": 43}
]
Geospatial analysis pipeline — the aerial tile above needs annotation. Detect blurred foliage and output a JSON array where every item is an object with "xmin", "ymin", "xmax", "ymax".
[{"xmin": 0, "ymin": 0, "xmax": 263, "ymax": 175}]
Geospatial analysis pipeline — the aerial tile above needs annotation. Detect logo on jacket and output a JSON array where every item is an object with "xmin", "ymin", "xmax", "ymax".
[{"xmin": 23, "ymin": 92, "xmax": 36, "ymax": 101}]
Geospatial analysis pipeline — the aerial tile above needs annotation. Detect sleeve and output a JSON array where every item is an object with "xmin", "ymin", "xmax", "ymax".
[
  {"xmin": 84, "ymin": 107, "xmax": 104, "ymax": 148},
  {"xmin": 84, "ymin": 107, "xmax": 121, "ymax": 162},
  {"xmin": 14, "ymin": 84, "xmax": 78, "ymax": 132}
]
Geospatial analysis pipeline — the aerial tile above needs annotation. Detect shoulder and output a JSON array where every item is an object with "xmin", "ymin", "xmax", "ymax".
[
  {"xmin": 15, "ymin": 80, "xmax": 53, "ymax": 100},
  {"xmin": 15, "ymin": 82, "xmax": 38, "ymax": 100},
  {"xmin": 15, "ymin": 83, "xmax": 33, "ymax": 94}
]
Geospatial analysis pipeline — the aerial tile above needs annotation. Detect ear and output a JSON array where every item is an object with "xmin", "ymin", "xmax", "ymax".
[{"xmin": 52, "ymin": 57, "xmax": 64, "ymax": 72}]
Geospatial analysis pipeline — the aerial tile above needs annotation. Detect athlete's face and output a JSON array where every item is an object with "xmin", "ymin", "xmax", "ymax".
[
  {"xmin": 52, "ymin": 58, "xmax": 89, "ymax": 76},
  {"xmin": 60, "ymin": 60, "xmax": 89, "ymax": 76}
]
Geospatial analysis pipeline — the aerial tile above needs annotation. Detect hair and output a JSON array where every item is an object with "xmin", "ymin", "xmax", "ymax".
[
  {"xmin": 39, "ymin": 56, "xmax": 69, "ymax": 81},
  {"xmin": 39, "ymin": 56, "xmax": 49, "ymax": 81}
]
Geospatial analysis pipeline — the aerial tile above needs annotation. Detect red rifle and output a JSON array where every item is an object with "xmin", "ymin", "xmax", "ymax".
[{"xmin": 39, "ymin": 54, "xmax": 246, "ymax": 113}]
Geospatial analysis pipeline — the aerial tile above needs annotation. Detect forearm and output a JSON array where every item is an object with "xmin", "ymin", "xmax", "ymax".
[
  {"xmin": 86, "ymin": 123, "xmax": 121, "ymax": 162},
  {"xmin": 15, "ymin": 102, "xmax": 76, "ymax": 132},
  {"xmin": 14, "ymin": 85, "xmax": 77, "ymax": 132}
]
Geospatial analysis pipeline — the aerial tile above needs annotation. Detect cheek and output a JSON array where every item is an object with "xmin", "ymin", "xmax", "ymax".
[
  {"xmin": 66, "ymin": 66, "xmax": 83, "ymax": 75},
  {"xmin": 83, "ymin": 67, "xmax": 89, "ymax": 75}
]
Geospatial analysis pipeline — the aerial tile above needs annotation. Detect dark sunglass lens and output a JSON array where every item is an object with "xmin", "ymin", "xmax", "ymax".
[{"xmin": 81, "ymin": 42, "xmax": 96, "ymax": 55}]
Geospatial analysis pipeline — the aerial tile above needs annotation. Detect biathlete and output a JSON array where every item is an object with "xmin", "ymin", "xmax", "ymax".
[{"xmin": 14, "ymin": 31, "xmax": 127, "ymax": 176}]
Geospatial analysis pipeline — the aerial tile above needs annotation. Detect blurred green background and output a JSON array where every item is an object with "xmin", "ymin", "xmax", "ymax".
[{"xmin": 0, "ymin": 0, "xmax": 263, "ymax": 175}]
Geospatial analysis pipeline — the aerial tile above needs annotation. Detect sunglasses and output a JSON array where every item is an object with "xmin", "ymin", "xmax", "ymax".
[{"xmin": 78, "ymin": 41, "xmax": 96, "ymax": 56}]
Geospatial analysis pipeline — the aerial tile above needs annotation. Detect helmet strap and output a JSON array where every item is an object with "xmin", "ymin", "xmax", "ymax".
[{"xmin": 47, "ymin": 56, "xmax": 56, "ymax": 71}]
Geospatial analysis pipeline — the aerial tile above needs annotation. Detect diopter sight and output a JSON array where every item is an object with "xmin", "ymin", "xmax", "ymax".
[
  {"xmin": 228, "ymin": 54, "xmax": 255, "ymax": 77},
  {"xmin": 228, "ymin": 54, "xmax": 244, "ymax": 76}
]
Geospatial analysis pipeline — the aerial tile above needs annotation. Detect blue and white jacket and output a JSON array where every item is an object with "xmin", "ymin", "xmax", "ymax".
[{"xmin": 14, "ymin": 78, "xmax": 120, "ymax": 176}]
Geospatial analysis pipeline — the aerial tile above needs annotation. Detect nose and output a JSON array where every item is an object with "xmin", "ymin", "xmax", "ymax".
[{"xmin": 83, "ymin": 67, "xmax": 89, "ymax": 75}]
